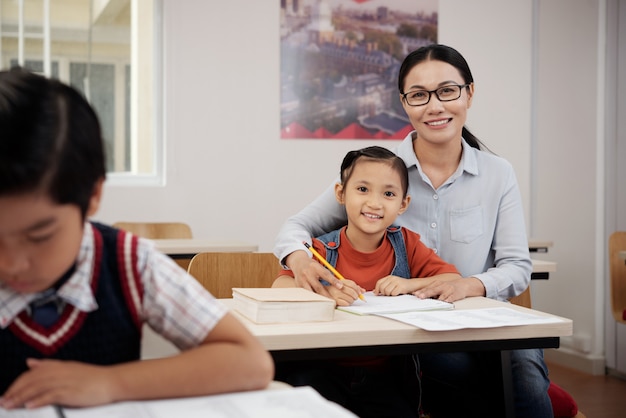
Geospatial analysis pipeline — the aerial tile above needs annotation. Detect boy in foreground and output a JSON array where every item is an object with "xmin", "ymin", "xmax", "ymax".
[{"xmin": 0, "ymin": 68, "xmax": 273, "ymax": 410}]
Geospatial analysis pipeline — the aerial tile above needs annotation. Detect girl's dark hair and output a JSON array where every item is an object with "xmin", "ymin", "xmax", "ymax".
[
  {"xmin": 0, "ymin": 68, "xmax": 106, "ymax": 217},
  {"xmin": 398, "ymin": 44, "xmax": 487, "ymax": 151},
  {"xmin": 340, "ymin": 146, "xmax": 409, "ymax": 198}
]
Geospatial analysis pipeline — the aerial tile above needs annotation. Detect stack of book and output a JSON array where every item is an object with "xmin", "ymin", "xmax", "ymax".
[{"xmin": 232, "ymin": 287, "xmax": 335, "ymax": 324}]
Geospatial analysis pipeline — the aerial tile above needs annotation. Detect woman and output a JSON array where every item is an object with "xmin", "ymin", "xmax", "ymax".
[{"xmin": 274, "ymin": 44, "xmax": 552, "ymax": 417}]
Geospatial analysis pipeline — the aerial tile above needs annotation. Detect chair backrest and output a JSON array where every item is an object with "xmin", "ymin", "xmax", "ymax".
[
  {"xmin": 609, "ymin": 231, "xmax": 626, "ymax": 324},
  {"xmin": 509, "ymin": 287, "xmax": 532, "ymax": 309},
  {"xmin": 187, "ymin": 252, "xmax": 281, "ymax": 298},
  {"xmin": 112, "ymin": 222, "xmax": 193, "ymax": 239}
]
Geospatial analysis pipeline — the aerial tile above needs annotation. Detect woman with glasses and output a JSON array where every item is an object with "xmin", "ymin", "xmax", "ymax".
[{"xmin": 274, "ymin": 44, "xmax": 552, "ymax": 417}]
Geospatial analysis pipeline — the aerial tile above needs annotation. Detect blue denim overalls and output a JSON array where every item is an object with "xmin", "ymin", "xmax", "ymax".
[{"xmin": 315, "ymin": 226, "xmax": 411, "ymax": 281}]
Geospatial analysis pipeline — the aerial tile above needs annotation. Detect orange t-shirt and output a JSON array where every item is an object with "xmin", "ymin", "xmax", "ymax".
[
  {"xmin": 278, "ymin": 226, "xmax": 459, "ymax": 369},
  {"xmin": 279, "ymin": 226, "xmax": 458, "ymax": 289}
]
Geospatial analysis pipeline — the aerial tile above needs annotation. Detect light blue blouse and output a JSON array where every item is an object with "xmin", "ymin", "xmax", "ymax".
[{"xmin": 274, "ymin": 132, "xmax": 532, "ymax": 301}]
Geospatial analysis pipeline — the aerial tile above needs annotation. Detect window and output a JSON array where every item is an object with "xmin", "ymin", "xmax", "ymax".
[{"xmin": 0, "ymin": 0, "xmax": 163, "ymax": 185}]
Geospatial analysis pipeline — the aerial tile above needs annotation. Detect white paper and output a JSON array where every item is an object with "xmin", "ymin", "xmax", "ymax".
[
  {"xmin": 0, "ymin": 406, "xmax": 61, "ymax": 418},
  {"xmin": 59, "ymin": 387, "xmax": 356, "ymax": 418},
  {"xmin": 378, "ymin": 307, "xmax": 564, "ymax": 331},
  {"xmin": 337, "ymin": 291, "xmax": 453, "ymax": 315}
]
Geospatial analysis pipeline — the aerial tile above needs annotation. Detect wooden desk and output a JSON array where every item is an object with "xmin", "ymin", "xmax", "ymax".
[
  {"xmin": 222, "ymin": 297, "xmax": 571, "ymax": 418},
  {"xmin": 222, "ymin": 296, "xmax": 571, "ymax": 356},
  {"xmin": 528, "ymin": 239, "xmax": 553, "ymax": 253},
  {"xmin": 152, "ymin": 239, "xmax": 258, "ymax": 269}
]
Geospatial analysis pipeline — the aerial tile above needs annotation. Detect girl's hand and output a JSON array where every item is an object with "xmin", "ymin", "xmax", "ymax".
[
  {"xmin": 327, "ymin": 279, "xmax": 365, "ymax": 306},
  {"xmin": 374, "ymin": 275, "xmax": 414, "ymax": 296}
]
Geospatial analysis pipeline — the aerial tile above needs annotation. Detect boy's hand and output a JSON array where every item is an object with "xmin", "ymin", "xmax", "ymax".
[
  {"xmin": 1, "ymin": 358, "xmax": 117, "ymax": 409},
  {"xmin": 374, "ymin": 275, "xmax": 414, "ymax": 296}
]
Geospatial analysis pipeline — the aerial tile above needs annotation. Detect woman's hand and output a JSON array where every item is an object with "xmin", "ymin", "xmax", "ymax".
[
  {"xmin": 285, "ymin": 250, "xmax": 363, "ymax": 303},
  {"xmin": 285, "ymin": 250, "xmax": 343, "ymax": 297}
]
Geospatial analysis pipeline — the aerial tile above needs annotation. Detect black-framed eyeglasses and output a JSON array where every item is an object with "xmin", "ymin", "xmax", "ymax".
[{"xmin": 401, "ymin": 83, "xmax": 471, "ymax": 107}]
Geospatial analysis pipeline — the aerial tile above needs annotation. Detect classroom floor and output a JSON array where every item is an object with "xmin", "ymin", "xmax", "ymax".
[{"xmin": 546, "ymin": 361, "xmax": 626, "ymax": 418}]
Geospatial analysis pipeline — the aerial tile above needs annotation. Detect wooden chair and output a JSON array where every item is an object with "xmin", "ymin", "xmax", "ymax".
[
  {"xmin": 509, "ymin": 287, "xmax": 532, "ymax": 308},
  {"xmin": 187, "ymin": 252, "xmax": 281, "ymax": 299},
  {"xmin": 609, "ymin": 231, "xmax": 626, "ymax": 324},
  {"xmin": 112, "ymin": 222, "xmax": 193, "ymax": 239}
]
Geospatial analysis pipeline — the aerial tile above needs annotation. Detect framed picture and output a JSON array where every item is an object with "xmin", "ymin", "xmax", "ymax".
[{"xmin": 280, "ymin": 0, "xmax": 438, "ymax": 140}]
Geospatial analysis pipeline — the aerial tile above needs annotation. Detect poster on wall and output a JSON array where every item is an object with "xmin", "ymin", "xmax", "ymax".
[{"xmin": 280, "ymin": 0, "xmax": 438, "ymax": 140}]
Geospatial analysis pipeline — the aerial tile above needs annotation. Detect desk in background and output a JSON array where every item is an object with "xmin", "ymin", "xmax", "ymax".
[
  {"xmin": 221, "ymin": 296, "xmax": 571, "ymax": 418},
  {"xmin": 531, "ymin": 259, "xmax": 557, "ymax": 280},
  {"xmin": 529, "ymin": 239, "xmax": 556, "ymax": 280},
  {"xmin": 528, "ymin": 239, "xmax": 554, "ymax": 253},
  {"xmin": 152, "ymin": 238, "xmax": 258, "ymax": 269},
  {"xmin": 619, "ymin": 250, "xmax": 626, "ymax": 264}
]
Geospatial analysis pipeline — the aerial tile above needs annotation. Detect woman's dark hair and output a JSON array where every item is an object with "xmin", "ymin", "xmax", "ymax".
[
  {"xmin": 340, "ymin": 146, "xmax": 409, "ymax": 198},
  {"xmin": 398, "ymin": 44, "xmax": 487, "ymax": 151},
  {"xmin": 0, "ymin": 68, "xmax": 106, "ymax": 217}
]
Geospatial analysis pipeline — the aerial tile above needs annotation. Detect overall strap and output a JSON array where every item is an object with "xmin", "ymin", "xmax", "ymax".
[
  {"xmin": 316, "ymin": 228, "xmax": 342, "ymax": 267},
  {"xmin": 314, "ymin": 229, "xmax": 342, "ymax": 286},
  {"xmin": 316, "ymin": 226, "xmax": 411, "ymax": 278},
  {"xmin": 386, "ymin": 226, "xmax": 411, "ymax": 278}
]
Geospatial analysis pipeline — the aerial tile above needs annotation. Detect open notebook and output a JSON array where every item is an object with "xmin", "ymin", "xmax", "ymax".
[{"xmin": 337, "ymin": 291, "xmax": 454, "ymax": 315}]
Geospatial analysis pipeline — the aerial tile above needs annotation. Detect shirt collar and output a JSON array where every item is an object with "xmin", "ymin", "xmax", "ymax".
[
  {"xmin": 460, "ymin": 138, "xmax": 479, "ymax": 176},
  {"xmin": 0, "ymin": 222, "xmax": 98, "ymax": 329},
  {"xmin": 397, "ymin": 131, "xmax": 480, "ymax": 178}
]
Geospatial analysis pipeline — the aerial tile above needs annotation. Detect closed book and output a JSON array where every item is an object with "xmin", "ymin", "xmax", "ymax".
[{"xmin": 232, "ymin": 288, "xmax": 335, "ymax": 323}]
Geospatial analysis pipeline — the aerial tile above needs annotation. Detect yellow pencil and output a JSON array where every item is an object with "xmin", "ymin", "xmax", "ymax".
[{"xmin": 303, "ymin": 241, "xmax": 366, "ymax": 302}]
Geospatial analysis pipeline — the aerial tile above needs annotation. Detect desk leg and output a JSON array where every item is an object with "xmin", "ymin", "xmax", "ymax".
[{"xmin": 500, "ymin": 350, "xmax": 515, "ymax": 418}]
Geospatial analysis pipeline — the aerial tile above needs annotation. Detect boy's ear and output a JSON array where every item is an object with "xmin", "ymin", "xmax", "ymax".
[
  {"xmin": 334, "ymin": 183, "xmax": 345, "ymax": 204},
  {"xmin": 398, "ymin": 195, "xmax": 411, "ymax": 215},
  {"xmin": 86, "ymin": 178, "xmax": 105, "ymax": 217}
]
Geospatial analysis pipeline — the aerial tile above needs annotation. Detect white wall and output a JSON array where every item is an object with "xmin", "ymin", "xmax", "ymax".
[
  {"xmin": 95, "ymin": 0, "xmax": 608, "ymax": 372},
  {"xmin": 531, "ymin": 0, "xmax": 606, "ymax": 373}
]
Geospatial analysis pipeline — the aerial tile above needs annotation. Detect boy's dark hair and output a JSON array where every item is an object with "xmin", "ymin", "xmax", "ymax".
[
  {"xmin": 0, "ymin": 68, "xmax": 106, "ymax": 217},
  {"xmin": 340, "ymin": 146, "xmax": 409, "ymax": 198}
]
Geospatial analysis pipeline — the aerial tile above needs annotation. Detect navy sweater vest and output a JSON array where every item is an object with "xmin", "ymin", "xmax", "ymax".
[{"xmin": 0, "ymin": 223, "xmax": 143, "ymax": 394}]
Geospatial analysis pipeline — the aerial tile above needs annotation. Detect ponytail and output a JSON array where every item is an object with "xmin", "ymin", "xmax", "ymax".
[{"xmin": 462, "ymin": 126, "xmax": 493, "ymax": 154}]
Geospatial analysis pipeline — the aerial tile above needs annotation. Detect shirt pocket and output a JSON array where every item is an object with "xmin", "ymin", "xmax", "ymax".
[{"xmin": 450, "ymin": 206, "xmax": 484, "ymax": 244}]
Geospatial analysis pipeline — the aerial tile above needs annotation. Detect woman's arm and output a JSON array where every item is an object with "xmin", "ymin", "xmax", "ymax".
[
  {"xmin": 471, "ymin": 163, "xmax": 532, "ymax": 301},
  {"xmin": 273, "ymin": 182, "xmax": 347, "ymax": 292}
]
